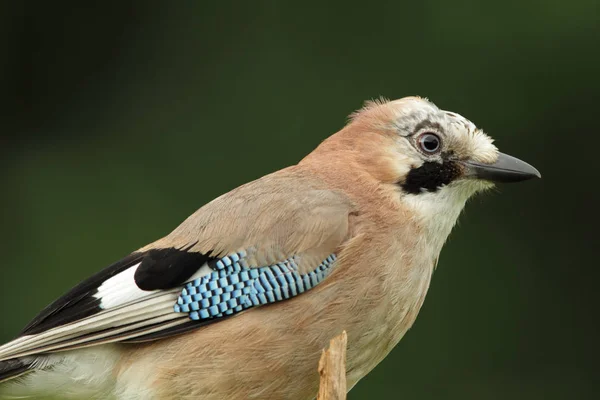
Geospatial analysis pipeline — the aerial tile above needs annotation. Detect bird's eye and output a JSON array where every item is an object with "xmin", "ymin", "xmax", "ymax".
[{"xmin": 417, "ymin": 132, "xmax": 441, "ymax": 154}]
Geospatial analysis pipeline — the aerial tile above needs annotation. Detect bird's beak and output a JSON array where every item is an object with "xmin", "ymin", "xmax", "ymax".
[{"xmin": 462, "ymin": 152, "xmax": 541, "ymax": 183}]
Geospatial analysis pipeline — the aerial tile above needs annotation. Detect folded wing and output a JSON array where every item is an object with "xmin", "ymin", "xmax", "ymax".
[{"xmin": 0, "ymin": 170, "xmax": 354, "ymax": 361}]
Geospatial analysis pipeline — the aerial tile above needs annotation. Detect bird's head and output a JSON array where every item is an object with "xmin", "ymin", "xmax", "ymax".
[
  {"xmin": 306, "ymin": 96, "xmax": 540, "ymax": 249},
  {"xmin": 357, "ymin": 96, "xmax": 539, "ymax": 190}
]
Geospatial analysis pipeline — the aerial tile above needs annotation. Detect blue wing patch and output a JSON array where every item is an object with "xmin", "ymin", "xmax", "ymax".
[{"xmin": 174, "ymin": 252, "xmax": 337, "ymax": 321}]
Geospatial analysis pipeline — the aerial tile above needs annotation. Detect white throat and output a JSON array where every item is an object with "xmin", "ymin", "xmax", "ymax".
[{"xmin": 402, "ymin": 181, "xmax": 486, "ymax": 258}]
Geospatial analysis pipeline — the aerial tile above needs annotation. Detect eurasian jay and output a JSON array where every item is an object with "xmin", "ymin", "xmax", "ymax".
[{"xmin": 0, "ymin": 97, "xmax": 540, "ymax": 399}]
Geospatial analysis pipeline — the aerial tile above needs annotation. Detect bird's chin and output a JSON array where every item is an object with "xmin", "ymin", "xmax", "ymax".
[
  {"xmin": 451, "ymin": 178, "xmax": 495, "ymax": 199},
  {"xmin": 468, "ymin": 179, "xmax": 495, "ymax": 192}
]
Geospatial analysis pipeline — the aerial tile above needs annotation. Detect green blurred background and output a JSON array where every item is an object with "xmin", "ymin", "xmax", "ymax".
[{"xmin": 0, "ymin": 2, "xmax": 598, "ymax": 399}]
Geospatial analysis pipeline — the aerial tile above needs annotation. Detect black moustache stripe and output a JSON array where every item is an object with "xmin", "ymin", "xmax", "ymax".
[{"xmin": 401, "ymin": 161, "xmax": 463, "ymax": 194}]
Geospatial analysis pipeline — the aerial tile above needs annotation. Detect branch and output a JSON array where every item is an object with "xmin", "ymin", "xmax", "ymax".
[{"xmin": 317, "ymin": 331, "xmax": 348, "ymax": 400}]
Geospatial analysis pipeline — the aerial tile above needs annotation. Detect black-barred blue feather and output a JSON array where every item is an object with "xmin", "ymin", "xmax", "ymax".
[{"xmin": 174, "ymin": 252, "xmax": 337, "ymax": 320}]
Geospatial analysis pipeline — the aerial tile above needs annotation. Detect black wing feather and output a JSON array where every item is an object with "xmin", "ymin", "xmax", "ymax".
[
  {"xmin": 20, "ymin": 246, "xmax": 215, "ymax": 337},
  {"xmin": 134, "ymin": 244, "xmax": 214, "ymax": 290},
  {"xmin": 20, "ymin": 252, "xmax": 145, "ymax": 336}
]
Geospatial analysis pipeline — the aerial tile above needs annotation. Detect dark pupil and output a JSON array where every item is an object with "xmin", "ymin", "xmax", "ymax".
[{"xmin": 422, "ymin": 135, "xmax": 439, "ymax": 152}]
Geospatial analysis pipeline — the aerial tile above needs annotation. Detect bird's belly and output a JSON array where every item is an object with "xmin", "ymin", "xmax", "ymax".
[
  {"xmin": 116, "ymin": 261, "xmax": 433, "ymax": 400},
  {"xmin": 345, "ymin": 261, "xmax": 435, "ymax": 389},
  {"xmin": 118, "ymin": 302, "xmax": 344, "ymax": 399}
]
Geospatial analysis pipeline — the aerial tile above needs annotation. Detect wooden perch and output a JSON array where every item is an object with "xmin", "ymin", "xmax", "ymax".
[{"xmin": 317, "ymin": 331, "xmax": 348, "ymax": 400}]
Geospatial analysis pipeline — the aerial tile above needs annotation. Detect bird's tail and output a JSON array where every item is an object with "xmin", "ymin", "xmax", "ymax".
[{"xmin": 0, "ymin": 358, "xmax": 34, "ymax": 384}]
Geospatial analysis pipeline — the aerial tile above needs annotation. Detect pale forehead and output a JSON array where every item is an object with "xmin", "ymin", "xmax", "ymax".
[
  {"xmin": 443, "ymin": 110, "xmax": 477, "ymax": 132},
  {"xmin": 388, "ymin": 97, "xmax": 477, "ymax": 133}
]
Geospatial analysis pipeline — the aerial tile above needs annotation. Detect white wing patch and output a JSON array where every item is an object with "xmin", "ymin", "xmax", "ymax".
[
  {"xmin": 94, "ymin": 262, "xmax": 214, "ymax": 310},
  {"xmin": 0, "ymin": 258, "xmax": 242, "ymax": 365},
  {"xmin": 94, "ymin": 263, "xmax": 145, "ymax": 309},
  {"xmin": 0, "ymin": 260, "xmax": 216, "ymax": 361}
]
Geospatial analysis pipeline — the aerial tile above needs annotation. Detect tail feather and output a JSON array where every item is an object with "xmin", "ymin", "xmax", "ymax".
[
  {"xmin": 0, "ymin": 359, "xmax": 34, "ymax": 384},
  {"xmin": 0, "ymin": 348, "xmax": 119, "ymax": 399}
]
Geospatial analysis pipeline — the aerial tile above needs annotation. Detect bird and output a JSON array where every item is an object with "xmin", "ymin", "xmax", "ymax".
[{"xmin": 0, "ymin": 96, "xmax": 540, "ymax": 399}]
